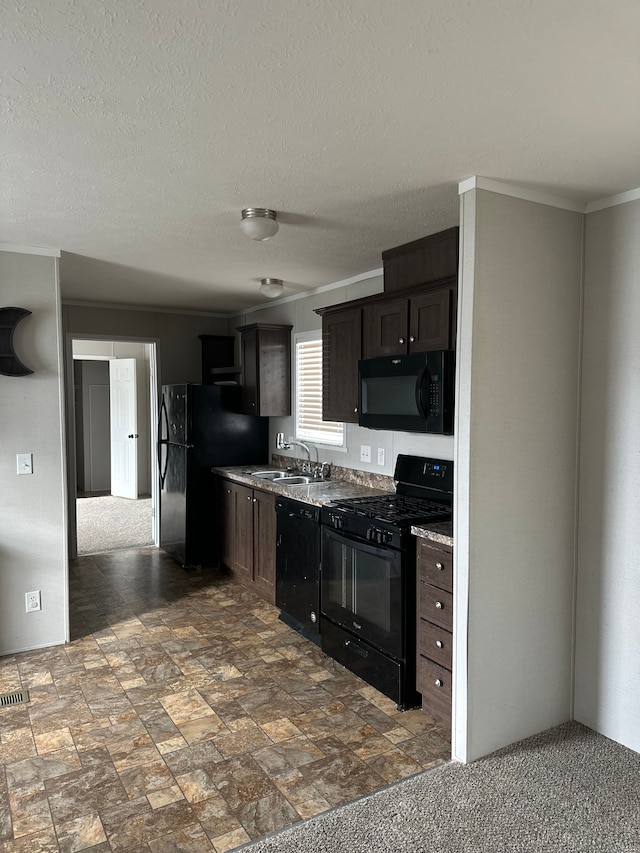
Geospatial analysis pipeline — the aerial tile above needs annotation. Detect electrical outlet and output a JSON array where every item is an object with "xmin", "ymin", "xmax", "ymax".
[
  {"xmin": 360, "ymin": 445, "xmax": 371, "ymax": 463},
  {"xmin": 25, "ymin": 591, "xmax": 41, "ymax": 613},
  {"xmin": 377, "ymin": 448, "xmax": 385, "ymax": 466}
]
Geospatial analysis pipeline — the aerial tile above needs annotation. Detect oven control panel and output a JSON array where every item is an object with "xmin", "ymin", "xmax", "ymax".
[{"xmin": 366, "ymin": 526, "xmax": 393, "ymax": 545}]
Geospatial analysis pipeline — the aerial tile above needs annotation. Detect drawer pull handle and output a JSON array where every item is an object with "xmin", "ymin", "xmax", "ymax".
[
  {"xmin": 409, "ymin": 335, "xmax": 415, "ymax": 343},
  {"xmin": 436, "ymin": 640, "xmax": 444, "ymax": 649},
  {"xmin": 435, "ymin": 601, "xmax": 444, "ymax": 609},
  {"xmin": 435, "ymin": 562, "xmax": 444, "ymax": 570},
  {"xmin": 399, "ymin": 337, "xmax": 405, "ymax": 344},
  {"xmin": 435, "ymin": 679, "xmax": 443, "ymax": 687},
  {"xmin": 345, "ymin": 640, "xmax": 368, "ymax": 659}
]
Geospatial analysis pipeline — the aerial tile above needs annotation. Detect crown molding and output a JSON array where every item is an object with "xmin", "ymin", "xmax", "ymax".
[
  {"xmin": 0, "ymin": 243, "xmax": 61, "ymax": 257},
  {"xmin": 585, "ymin": 186, "xmax": 640, "ymax": 213},
  {"xmin": 458, "ymin": 177, "xmax": 585, "ymax": 213}
]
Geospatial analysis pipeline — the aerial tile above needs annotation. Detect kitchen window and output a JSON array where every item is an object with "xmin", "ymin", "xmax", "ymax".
[{"xmin": 295, "ymin": 332, "xmax": 345, "ymax": 447}]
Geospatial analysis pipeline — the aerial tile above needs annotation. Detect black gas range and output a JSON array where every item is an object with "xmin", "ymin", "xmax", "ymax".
[{"xmin": 320, "ymin": 455, "xmax": 453, "ymax": 710}]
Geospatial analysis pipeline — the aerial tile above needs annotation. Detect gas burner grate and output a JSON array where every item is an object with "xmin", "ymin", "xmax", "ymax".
[{"xmin": 330, "ymin": 493, "xmax": 451, "ymax": 525}]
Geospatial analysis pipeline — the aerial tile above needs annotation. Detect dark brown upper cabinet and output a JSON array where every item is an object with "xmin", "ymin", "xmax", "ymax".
[
  {"xmin": 315, "ymin": 225, "xmax": 459, "ymax": 424},
  {"xmin": 382, "ymin": 227, "xmax": 459, "ymax": 294},
  {"xmin": 237, "ymin": 323, "xmax": 293, "ymax": 417},
  {"xmin": 362, "ymin": 286, "xmax": 456, "ymax": 358},
  {"xmin": 320, "ymin": 305, "xmax": 362, "ymax": 424}
]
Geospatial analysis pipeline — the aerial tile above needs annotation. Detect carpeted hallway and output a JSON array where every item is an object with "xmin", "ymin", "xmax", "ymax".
[{"xmin": 76, "ymin": 495, "xmax": 153, "ymax": 554}]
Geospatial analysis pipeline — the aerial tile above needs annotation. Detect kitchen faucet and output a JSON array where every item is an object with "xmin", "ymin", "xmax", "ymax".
[{"xmin": 276, "ymin": 434, "xmax": 325, "ymax": 477}]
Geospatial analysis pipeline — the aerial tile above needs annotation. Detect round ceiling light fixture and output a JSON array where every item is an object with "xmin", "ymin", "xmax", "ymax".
[
  {"xmin": 240, "ymin": 208, "xmax": 279, "ymax": 241},
  {"xmin": 260, "ymin": 278, "xmax": 285, "ymax": 298}
]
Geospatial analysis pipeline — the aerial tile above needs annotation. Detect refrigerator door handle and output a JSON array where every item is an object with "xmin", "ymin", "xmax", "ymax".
[
  {"xmin": 159, "ymin": 396, "xmax": 169, "ymax": 442},
  {"xmin": 158, "ymin": 442, "xmax": 168, "ymax": 489}
]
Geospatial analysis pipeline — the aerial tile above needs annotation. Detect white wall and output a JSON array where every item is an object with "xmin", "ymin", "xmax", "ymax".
[
  {"xmin": 63, "ymin": 304, "xmax": 230, "ymax": 385},
  {"xmin": 455, "ymin": 189, "xmax": 583, "ymax": 761},
  {"xmin": 0, "ymin": 251, "xmax": 68, "ymax": 653},
  {"xmin": 230, "ymin": 274, "xmax": 455, "ymax": 472},
  {"xmin": 575, "ymin": 197, "xmax": 640, "ymax": 752}
]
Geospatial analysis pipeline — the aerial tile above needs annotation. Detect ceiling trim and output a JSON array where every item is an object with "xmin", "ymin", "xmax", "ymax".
[
  {"xmin": 233, "ymin": 268, "xmax": 384, "ymax": 317},
  {"xmin": 0, "ymin": 243, "xmax": 61, "ymax": 258},
  {"xmin": 458, "ymin": 177, "xmax": 585, "ymax": 213},
  {"xmin": 62, "ymin": 299, "xmax": 229, "ymax": 319},
  {"xmin": 585, "ymin": 187, "xmax": 640, "ymax": 214}
]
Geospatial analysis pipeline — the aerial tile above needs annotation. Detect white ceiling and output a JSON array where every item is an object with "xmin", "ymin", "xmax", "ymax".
[{"xmin": 3, "ymin": 1, "xmax": 639, "ymax": 314}]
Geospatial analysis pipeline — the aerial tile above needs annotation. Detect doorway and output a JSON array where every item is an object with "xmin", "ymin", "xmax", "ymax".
[{"xmin": 66, "ymin": 337, "xmax": 159, "ymax": 557}]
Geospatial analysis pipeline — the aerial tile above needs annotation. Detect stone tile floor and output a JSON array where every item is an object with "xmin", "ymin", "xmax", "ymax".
[{"xmin": 0, "ymin": 547, "xmax": 450, "ymax": 852}]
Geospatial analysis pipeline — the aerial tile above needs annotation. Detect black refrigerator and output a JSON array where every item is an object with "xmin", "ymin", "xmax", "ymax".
[{"xmin": 158, "ymin": 383, "xmax": 268, "ymax": 568}]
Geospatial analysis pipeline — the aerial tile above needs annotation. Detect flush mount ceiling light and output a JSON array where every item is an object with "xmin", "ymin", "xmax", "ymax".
[
  {"xmin": 240, "ymin": 208, "xmax": 279, "ymax": 241},
  {"xmin": 260, "ymin": 278, "xmax": 285, "ymax": 298}
]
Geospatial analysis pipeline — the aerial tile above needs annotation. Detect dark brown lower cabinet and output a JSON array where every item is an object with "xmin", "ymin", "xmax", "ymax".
[
  {"xmin": 218, "ymin": 478, "xmax": 276, "ymax": 604},
  {"xmin": 416, "ymin": 537, "xmax": 453, "ymax": 726}
]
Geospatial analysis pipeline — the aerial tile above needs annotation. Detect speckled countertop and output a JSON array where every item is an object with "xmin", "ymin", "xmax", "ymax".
[
  {"xmin": 212, "ymin": 464, "xmax": 392, "ymax": 507},
  {"xmin": 411, "ymin": 522, "xmax": 454, "ymax": 548},
  {"xmin": 214, "ymin": 465, "xmax": 455, "ymax": 546}
]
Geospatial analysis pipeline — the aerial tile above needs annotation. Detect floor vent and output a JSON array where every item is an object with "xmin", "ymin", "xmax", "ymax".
[{"xmin": 0, "ymin": 689, "xmax": 30, "ymax": 708}]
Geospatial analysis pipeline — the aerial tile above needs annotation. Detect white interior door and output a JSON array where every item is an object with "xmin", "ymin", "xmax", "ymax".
[{"xmin": 109, "ymin": 358, "xmax": 138, "ymax": 499}]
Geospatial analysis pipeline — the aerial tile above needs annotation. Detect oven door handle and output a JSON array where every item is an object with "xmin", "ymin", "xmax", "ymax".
[{"xmin": 323, "ymin": 526, "xmax": 401, "ymax": 561}]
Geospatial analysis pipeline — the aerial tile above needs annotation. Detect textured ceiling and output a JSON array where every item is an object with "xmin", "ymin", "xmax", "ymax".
[{"xmin": 2, "ymin": 0, "xmax": 639, "ymax": 314}]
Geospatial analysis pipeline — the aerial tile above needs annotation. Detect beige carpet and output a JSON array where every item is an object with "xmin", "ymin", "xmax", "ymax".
[{"xmin": 76, "ymin": 495, "xmax": 154, "ymax": 554}]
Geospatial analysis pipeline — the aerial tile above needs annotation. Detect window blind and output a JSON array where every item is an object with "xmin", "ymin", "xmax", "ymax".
[{"xmin": 295, "ymin": 337, "xmax": 344, "ymax": 446}]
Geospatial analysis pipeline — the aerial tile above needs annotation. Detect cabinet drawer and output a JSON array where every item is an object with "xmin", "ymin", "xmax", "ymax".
[
  {"xmin": 417, "ymin": 539, "xmax": 453, "ymax": 591},
  {"xmin": 417, "ymin": 655, "xmax": 451, "ymax": 726},
  {"xmin": 418, "ymin": 583, "xmax": 453, "ymax": 632},
  {"xmin": 418, "ymin": 620, "xmax": 452, "ymax": 670}
]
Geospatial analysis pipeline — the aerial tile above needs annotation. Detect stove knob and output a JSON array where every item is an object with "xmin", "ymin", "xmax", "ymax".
[
  {"xmin": 333, "ymin": 516, "xmax": 344, "ymax": 530},
  {"xmin": 366, "ymin": 528, "xmax": 375, "ymax": 541}
]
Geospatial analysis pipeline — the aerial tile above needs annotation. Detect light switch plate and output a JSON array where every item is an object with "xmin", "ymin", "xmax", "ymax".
[
  {"xmin": 377, "ymin": 448, "xmax": 385, "ymax": 466},
  {"xmin": 17, "ymin": 453, "xmax": 33, "ymax": 475},
  {"xmin": 360, "ymin": 445, "xmax": 371, "ymax": 463}
]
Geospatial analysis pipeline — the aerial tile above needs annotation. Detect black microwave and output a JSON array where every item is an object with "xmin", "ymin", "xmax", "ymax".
[{"xmin": 358, "ymin": 350, "xmax": 455, "ymax": 434}]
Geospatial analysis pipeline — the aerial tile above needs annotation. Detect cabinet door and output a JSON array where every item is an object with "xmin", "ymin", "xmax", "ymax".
[
  {"xmin": 362, "ymin": 298, "xmax": 409, "ymax": 358},
  {"xmin": 239, "ymin": 325, "xmax": 292, "ymax": 417},
  {"xmin": 231, "ymin": 482, "xmax": 253, "ymax": 585},
  {"xmin": 240, "ymin": 329, "xmax": 259, "ymax": 415},
  {"xmin": 382, "ymin": 227, "xmax": 459, "ymax": 294},
  {"xmin": 218, "ymin": 479, "xmax": 235, "ymax": 570},
  {"xmin": 255, "ymin": 327, "xmax": 291, "ymax": 417},
  {"xmin": 252, "ymin": 489, "xmax": 277, "ymax": 604},
  {"xmin": 408, "ymin": 287, "xmax": 453, "ymax": 352},
  {"xmin": 322, "ymin": 307, "xmax": 362, "ymax": 423}
]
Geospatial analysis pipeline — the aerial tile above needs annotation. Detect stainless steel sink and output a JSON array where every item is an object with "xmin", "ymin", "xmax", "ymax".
[
  {"xmin": 250, "ymin": 471, "xmax": 287, "ymax": 480},
  {"xmin": 247, "ymin": 470, "xmax": 327, "ymax": 485}
]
